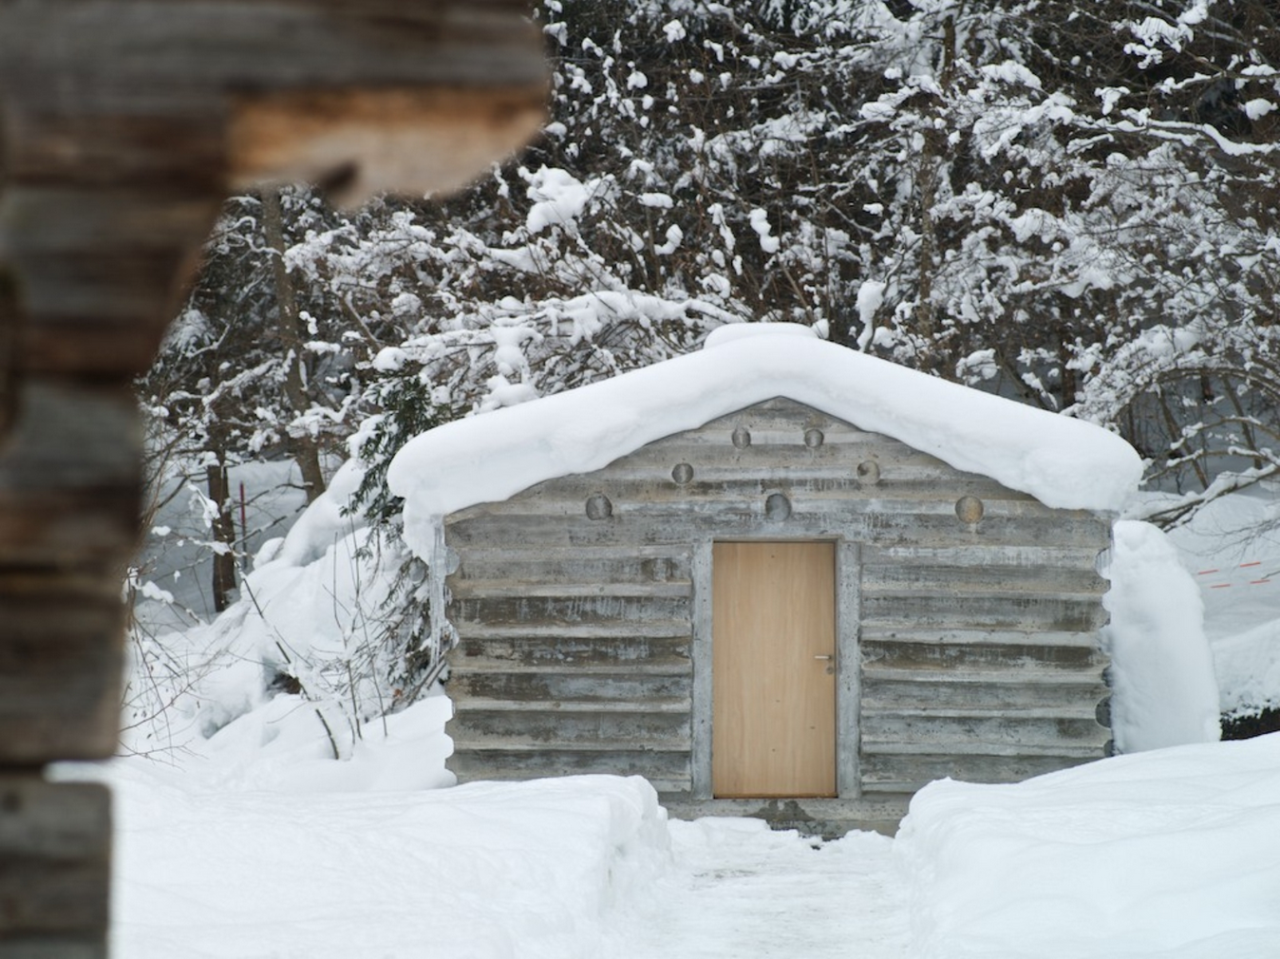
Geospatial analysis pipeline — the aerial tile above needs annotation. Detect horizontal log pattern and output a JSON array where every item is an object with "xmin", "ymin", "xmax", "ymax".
[
  {"xmin": 446, "ymin": 546, "xmax": 698, "ymax": 788},
  {"xmin": 0, "ymin": 0, "xmax": 550, "ymax": 946},
  {"xmin": 0, "ymin": 0, "xmax": 546, "ymax": 116},
  {"xmin": 0, "ymin": 776, "xmax": 110, "ymax": 956},
  {"xmin": 450, "ymin": 749, "xmax": 692, "ymax": 795},
  {"xmin": 445, "ymin": 397, "xmax": 1113, "ymax": 812},
  {"xmin": 0, "ymin": 578, "xmax": 126, "ymax": 764},
  {"xmin": 0, "ymin": 2, "xmax": 546, "ymax": 221}
]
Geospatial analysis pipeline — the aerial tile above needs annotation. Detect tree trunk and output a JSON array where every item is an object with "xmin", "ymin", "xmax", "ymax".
[
  {"xmin": 913, "ymin": 14, "xmax": 958, "ymax": 375},
  {"xmin": 206, "ymin": 459, "xmax": 238, "ymax": 613},
  {"xmin": 260, "ymin": 186, "xmax": 326, "ymax": 503}
]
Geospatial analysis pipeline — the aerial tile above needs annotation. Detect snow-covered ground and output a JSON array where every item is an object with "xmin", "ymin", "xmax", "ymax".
[
  {"xmin": 900, "ymin": 738, "xmax": 1280, "ymax": 959},
  {"xmin": 97, "ymin": 762, "xmax": 669, "ymax": 959},
  {"xmin": 64, "ymin": 719, "xmax": 1280, "ymax": 959},
  {"xmin": 99, "ymin": 461, "xmax": 1280, "ymax": 958},
  {"xmin": 84, "ymin": 750, "xmax": 909, "ymax": 959},
  {"xmin": 1164, "ymin": 489, "xmax": 1280, "ymax": 717}
]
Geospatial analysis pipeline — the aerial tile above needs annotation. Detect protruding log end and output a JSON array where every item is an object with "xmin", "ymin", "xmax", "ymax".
[
  {"xmin": 228, "ymin": 86, "xmax": 547, "ymax": 207},
  {"xmin": 765, "ymin": 492, "xmax": 791, "ymax": 521},
  {"xmin": 955, "ymin": 495, "xmax": 984, "ymax": 525}
]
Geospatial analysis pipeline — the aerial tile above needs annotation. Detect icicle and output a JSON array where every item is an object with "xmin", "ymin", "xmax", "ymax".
[{"xmin": 428, "ymin": 516, "xmax": 448, "ymax": 658}]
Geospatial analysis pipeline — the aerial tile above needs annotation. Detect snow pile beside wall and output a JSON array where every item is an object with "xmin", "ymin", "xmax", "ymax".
[
  {"xmin": 1103, "ymin": 520, "xmax": 1220, "ymax": 752},
  {"xmin": 896, "ymin": 734, "xmax": 1280, "ymax": 959},
  {"xmin": 267, "ymin": 458, "xmax": 368, "ymax": 567},
  {"xmin": 1160, "ymin": 490, "xmax": 1280, "ymax": 715},
  {"xmin": 167, "ymin": 693, "xmax": 454, "ymax": 793},
  {"xmin": 124, "ymin": 458, "xmax": 431, "ymax": 769},
  {"xmin": 1213, "ymin": 621, "xmax": 1280, "ymax": 715},
  {"xmin": 109, "ymin": 770, "xmax": 671, "ymax": 959}
]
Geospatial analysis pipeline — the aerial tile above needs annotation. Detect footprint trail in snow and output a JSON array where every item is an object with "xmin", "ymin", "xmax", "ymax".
[{"xmin": 608, "ymin": 817, "xmax": 909, "ymax": 959}]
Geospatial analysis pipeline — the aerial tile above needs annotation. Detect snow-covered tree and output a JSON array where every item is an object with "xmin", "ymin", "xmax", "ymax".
[
  {"xmin": 144, "ymin": 0, "xmax": 1280, "ymax": 720},
  {"xmin": 140, "ymin": 187, "xmax": 394, "ymax": 607}
]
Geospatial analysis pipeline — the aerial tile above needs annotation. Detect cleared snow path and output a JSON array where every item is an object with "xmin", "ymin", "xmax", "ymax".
[{"xmin": 606, "ymin": 818, "xmax": 908, "ymax": 959}]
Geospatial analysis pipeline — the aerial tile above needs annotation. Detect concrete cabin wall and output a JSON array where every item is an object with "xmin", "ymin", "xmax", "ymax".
[{"xmin": 443, "ymin": 397, "xmax": 1112, "ymax": 833}]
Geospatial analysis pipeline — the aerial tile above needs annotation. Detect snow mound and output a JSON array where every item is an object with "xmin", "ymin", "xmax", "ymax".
[
  {"xmin": 703, "ymin": 321, "xmax": 817, "ymax": 348},
  {"xmin": 896, "ymin": 733, "xmax": 1280, "ymax": 959},
  {"xmin": 1103, "ymin": 520, "xmax": 1220, "ymax": 751},
  {"xmin": 106, "ymin": 769, "xmax": 670, "ymax": 959},
  {"xmin": 271, "ymin": 458, "xmax": 367, "ymax": 567},
  {"xmin": 389, "ymin": 327, "xmax": 1141, "ymax": 558},
  {"xmin": 123, "ymin": 456, "xmax": 431, "ymax": 766},
  {"xmin": 1160, "ymin": 489, "xmax": 1280, "ymax": 714},
  {"xmin": 1214, "ymin": 620, "xmax": 1280, "ymax": 715},
  {"xmin": 171, "ymin": 694, "xmax": 454, "ymax": 793}
]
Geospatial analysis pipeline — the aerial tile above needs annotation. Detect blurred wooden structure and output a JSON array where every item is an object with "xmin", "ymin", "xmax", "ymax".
[{"xmin": 0, "ymin": 2, "xmax": 545, "ymax": 954}]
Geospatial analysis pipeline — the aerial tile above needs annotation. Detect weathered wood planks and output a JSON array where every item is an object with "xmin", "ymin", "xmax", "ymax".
[
  {"xmin": 0, "ymin": 0, "xmax": 546, "ymax": 207},
  {"xmin": 0, "ymin": 776, "xmax": 111, "ymax": 958},
  {"xmin": 450, "ymin": 748, "xmax": 692, "ymax": 796},
  {"xmin": 0, "ymin": 576, "xmax": 126, "ymax": 764}
]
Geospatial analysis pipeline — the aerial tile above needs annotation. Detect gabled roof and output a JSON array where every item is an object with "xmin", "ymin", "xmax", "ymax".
[{"xmin": 388, "ymin": 325, "xmax": 1141, "ymax": 552}]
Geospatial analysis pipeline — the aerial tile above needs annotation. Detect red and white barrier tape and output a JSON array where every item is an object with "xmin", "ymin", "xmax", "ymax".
[{"xmin": 1197, "ymin": 561, "xmax": 1276, "ymax": 588}]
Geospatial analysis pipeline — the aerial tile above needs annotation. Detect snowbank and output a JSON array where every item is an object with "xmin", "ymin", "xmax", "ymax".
[
  {"xmin": 896, "ymin": 733, "xmax": 1280, "ymax": 959},
  {"xmin": 269, "ymin": 457, "xmax": 367, "ymax": 567},
  {"xmin": 1103, "ymin": 520, "xmax": 1220, "ymax": 751},
  {"xmin": 161, "ymin": 694, "xmax": 454, "ymax": 793},
  {"xmin": 124, "ymin": 456, "xmax": 429, "ymax": 768},
  {"xmin": 388, "ymin": 324, "xmax": 1142, "ymax": 559},
  {"xmin": 1213, "ymin": 620, "xmax": 1280, "ymax": 715},
  {"xmin": 102, "ymin": 768, "xmax": 670, "ymax": 959},
  {"xmin": 1160, "ymin": 489, "xmax": 1280, "ymax": 714}
]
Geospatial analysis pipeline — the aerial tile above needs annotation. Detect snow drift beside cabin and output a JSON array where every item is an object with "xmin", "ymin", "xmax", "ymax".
[
  {"xmin": 387, "ymin": 324, "xmax": 1142, "ymax": 559},
  {"xmin": 896, "ymin": 733, "xmax": 1280, "ymax": 959},
  {"xmin": 1102, "ymin": 521, "xmax": 1220, "ymax": 753}
]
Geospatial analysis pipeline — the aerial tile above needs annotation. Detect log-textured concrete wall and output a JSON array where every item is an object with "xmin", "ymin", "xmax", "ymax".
[{"xmin": 445, "ymin": 397, "xmax": 1111, "ymax": 830}]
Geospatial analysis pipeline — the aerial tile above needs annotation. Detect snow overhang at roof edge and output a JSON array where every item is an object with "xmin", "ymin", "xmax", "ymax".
[{"xmin": 387, "ymin": 334, "xmax": 1142, "ymax": 555}]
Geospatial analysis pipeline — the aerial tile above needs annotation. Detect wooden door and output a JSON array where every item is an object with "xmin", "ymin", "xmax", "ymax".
[{"xmin": 712, "ymin": 541, "xmax": 837, "ymax": 798}]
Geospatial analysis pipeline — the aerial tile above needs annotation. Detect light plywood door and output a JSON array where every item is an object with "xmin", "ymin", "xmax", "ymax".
[{"xmin": 712, "ymin": 541, "xmax": 837, "ymax": 798}]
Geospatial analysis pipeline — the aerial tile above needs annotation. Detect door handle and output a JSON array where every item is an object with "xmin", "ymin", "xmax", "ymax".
[{"xmin": 814, "ymin": 654, "xmax": 833, "ymax": 660}]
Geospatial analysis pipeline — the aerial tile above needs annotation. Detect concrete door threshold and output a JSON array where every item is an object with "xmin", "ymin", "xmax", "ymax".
[{"xmin": 660, "ymin": 795, "xmax": 911, "ymax": 838}]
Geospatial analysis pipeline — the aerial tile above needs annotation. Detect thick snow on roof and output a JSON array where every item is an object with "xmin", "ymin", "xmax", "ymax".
[{"xmin": 388, "ymin": 324, "xmax": 1142, "ymax": 552}]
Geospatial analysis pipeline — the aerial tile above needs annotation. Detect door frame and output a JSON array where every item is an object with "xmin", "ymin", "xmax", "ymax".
[{"xmin": 691, "ymin": 537, "xmax": 862, "ymax": 801}]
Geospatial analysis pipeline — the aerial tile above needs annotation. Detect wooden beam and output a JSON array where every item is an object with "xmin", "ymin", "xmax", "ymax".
[
  {"xmin": 0, "ymin": 775, "xmax": 110, "ymax": 955},
  {"xmin": 228, "ymin": 85, "xmax": 545, "ymax": 204},
  {"xmin": 0, "ymin": 4, "xmax": 549, "ymax": 953},
  {"xmin": 0, "ymin": 0, "xmax": 548, "ymax": 205},
  {"xmin": 0, "ymin": 574, "xmax": 126, "ymax": 764}
]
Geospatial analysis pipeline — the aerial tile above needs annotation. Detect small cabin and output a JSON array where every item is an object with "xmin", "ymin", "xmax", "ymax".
[{"xmin": 388, "ymin": 325, "xmax": 1143, "ymax": 834}]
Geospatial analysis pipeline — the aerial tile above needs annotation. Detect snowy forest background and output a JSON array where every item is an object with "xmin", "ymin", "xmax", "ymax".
[{"xmin": 129, "ymin": 0, "xmax": 1280, "ymax": 754}]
